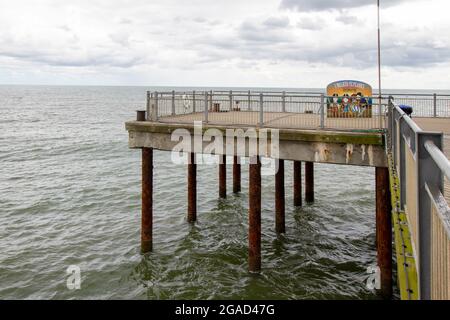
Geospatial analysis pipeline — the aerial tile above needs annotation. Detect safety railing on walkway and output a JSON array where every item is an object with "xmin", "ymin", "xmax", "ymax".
[
  {"xmin": 388, "ymin": 99, "xmax": 450, "ymax": 300},
  {"xmin": 388, "ymin": 93, "xmax": 450, "ymax": 118},
  {"xmin": 146, "ymin": 90, "xmax": 389, "ymax": 131}
]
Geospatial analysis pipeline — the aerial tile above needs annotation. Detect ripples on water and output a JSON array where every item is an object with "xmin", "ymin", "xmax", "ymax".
[{"xmin": 0, "ymin": 86, "xmax": 384, "ymax": 299}]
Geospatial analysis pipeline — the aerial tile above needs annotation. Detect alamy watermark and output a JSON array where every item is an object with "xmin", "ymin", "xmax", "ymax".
[
  {"xmin": 170, "ymin": 121, "xmax": 280, "ymax": 175},
  {"xmin": 366, "ymin": 265, "xmax": 381, "ymax": 290},
  {"xmin": 66, "ymin": 265, "xmax": 81, "ymax": 290}
]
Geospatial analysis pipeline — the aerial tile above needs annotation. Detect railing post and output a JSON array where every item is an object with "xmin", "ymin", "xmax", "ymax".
[
  {"xmin": 154, "ymin": 91, "xmax": 159, "ymax": 121},
  {"xmin": 433, "ymin": 93, "xmax": 437, "ymax": 118},
  {"xmin": 210, "ymin": 90, "xmax": 213, "ymax": 111},
  {"xmin": 379, "ymin": 96, "xmax": 383, "ymax": 129},
  {"xmin": 320, "ymin": 93, "xmax": 325, "ymax": 129},
  {"xmin": 248, "ymin": 90, "xmax": 251, "ymax": 111},
  {"xmin": 393, "ymin": 109, "xmax": 399, "ymax": 167},
  {"xmin": 204, "ymin": 91, "xmax": 209, "ymax": 123},
  {"xmin": 146, "ymin": 91, "xmax": 151, "ymax": 121},
  {"xmin": 193, "ymin": 90, "xmax": 196, "ymax": 113},
  {"xmin": 259, "ymin": 93, "xmax": 264, "ymax": 127},
  {"xmin": 171, "ymin": 90, "xmax": 176, "ymax": 116},
  {"xmin": 386, "ymin": 98, "xmax": 391, "ymax": 137},
  {"xmin": 282, "ymin": 91, "xmax": 286, "ymax": 113},
  {"xmin": 229, "ymin": 90, "xmax": 233, "ymax": 111},
  {"xmin": 416, "ymin": 131, "xmax": 443, "ymax": 300},
  {"xmin": 399, "ymin": 117, "xmax": 406, "ymax": 209}
]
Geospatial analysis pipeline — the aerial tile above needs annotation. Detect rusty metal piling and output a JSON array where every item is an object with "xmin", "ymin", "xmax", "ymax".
[
  {"xmin": 275, "ymin": 159, "xmax": 286, "ymax": 233},
  {"xmin": 233, "ymin": 156, "xmax": 241, "ymax": 193},
  {"xmin": 305, "ymin": 161, "xmax": 314, "ymax": 203},
  {"xmin": 249, "ymin": 156, "xmax": 261, "ymax": 272},
  {"xmin": 219, "ymin": 155, "xmax": 226, "ymax": 198},
  {"xmin": 376, "ymin": 167, "xmax": 393, "ymax": 299},
  {"xmin": 141, "ymin": 147, "xmax": 153, "ymax": 253},
  {"xmin": 188, "ymin": 153, "xmax": 197, "ymax": 223},
  {"xmin": 293, "ymin": 161, "xmax": 302, "ymax": 206}
]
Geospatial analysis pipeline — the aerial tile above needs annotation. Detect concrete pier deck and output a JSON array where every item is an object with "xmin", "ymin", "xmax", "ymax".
[
  {"xmin": 126, "ymin": 120, "xmax": 387, "ymax": 167},
  {"xmin": 158, "ymin": 111, "xmax": 385, "ymax": 131}
]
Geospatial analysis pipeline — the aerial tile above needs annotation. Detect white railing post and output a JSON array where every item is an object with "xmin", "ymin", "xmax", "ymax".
[
  {"xmin": 229, "ymin": 90, "xmax": 233, "ymax": 111},
  {"xmin": 259, "ymin": 93, "xmax": 264, "ymax": 127},
  {"xmin": 379, "ymin": 96, "xmax": 383, "ymax": 129},
  {"xmin": 210, "ymin": 90, "xmax": 213, "ymax": 111},
  {"xmin": 320, "ymin": 93, "xmax": 325, "ymax": 129},
  {"xmin": 171, "ymin": 90, "xmax": 176, "ymax": 116},
  {"xmin": 248, "ymin": 90, "xmax": 251, "ymax": 111},
  {"xmin": 387, "ymin": 97, "xmax": 393, "ymax": 137},
  {"xmin": 193, "ymin": 90, "xmax": 196, "ymax": 113},
  {"xmin": 433, "ymin": 93, "xmax": 437, "ymax": 118},
  {"xmin": 146, "ymin": 91, "xmax": 151, "ymax": 121},
  {"xmin": 154, "ymin": 91, "xmax": 159, "ymax": 121},
  {"xmin": 282, "ymin": 91, "xmax": 286, "ymax": 113},
  {"xmin": 204, "ymin": 91, "xmax": 208, "ymax": 123}
]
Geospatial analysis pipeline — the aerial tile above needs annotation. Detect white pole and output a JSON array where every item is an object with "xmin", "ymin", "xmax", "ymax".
[{"xmin": 377, "ymin": 0, "xmax": 383, "ymax": 128}]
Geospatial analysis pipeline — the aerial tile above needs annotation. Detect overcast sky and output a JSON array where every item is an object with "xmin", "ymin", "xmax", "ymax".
[{"xmin": 1, "ymin": 0, "xmax": 449, "ymax": 89}]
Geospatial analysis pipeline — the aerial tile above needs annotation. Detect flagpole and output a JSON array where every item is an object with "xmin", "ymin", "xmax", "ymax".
[{"xmin": 377, "ymin": 0, "xmax": 382, "ymax": 128}]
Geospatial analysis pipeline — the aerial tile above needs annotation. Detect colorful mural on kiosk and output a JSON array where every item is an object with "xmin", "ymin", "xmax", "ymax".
[{"xmin": 326, "ymin": 80, "xmax": 373, "ymax": 118}]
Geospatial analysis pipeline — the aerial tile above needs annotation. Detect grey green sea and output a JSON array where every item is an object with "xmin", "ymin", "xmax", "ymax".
[{"xmin": 4, "ymin": 85, "xmax": 441, "ymax": 299}]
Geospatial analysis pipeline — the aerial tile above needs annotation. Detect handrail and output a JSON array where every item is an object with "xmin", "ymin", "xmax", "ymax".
[
  {"xmin": 388, "ymin": 99, "xmax": 450, "ymax": 300},
  {"xmin": 393, "ymin": 103, "xmax": 423, "ymax": 133},
  {"xmin": 425, "ymin": 140, "xmax": 450, "ymax": 180}
]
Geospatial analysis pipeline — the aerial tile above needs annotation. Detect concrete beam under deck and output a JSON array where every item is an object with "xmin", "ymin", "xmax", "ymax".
[{"xmin": 125, "ymin": 121, "xmax": 387, "ymax": 167}]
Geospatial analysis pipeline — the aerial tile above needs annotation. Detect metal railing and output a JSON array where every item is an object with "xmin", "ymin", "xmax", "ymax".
[
  {"xmin": 146, "ymin": 90, "xmax": 392, "ymax": 131},
  {"xmin": 388, "ymin": 99, "xmax": 450, "ymax": 300},
  {"xmin": 388, "ymin": 93, "xmax": 450, "ymax": 118}
]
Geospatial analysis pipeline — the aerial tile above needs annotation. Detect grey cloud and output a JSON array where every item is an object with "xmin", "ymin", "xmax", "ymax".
[
  {"xmin": 58, "ymin": 25, "xmax": 71, "ymax": 32},
  {"xmin": 263, "ymin": 16, "xmax": 290, "ymax": 28},
  {"xmin": 193, "ymin": 17, "xmax": 207, "ymax": 23},
  {"xmin": 335, "ymin": 13, "xmax": 363, "ymax": 25},
  {"xmin": 238, "ymin": 19, "xmax": 292, "ymax": 43},
  {"xmin": 382, "ymin": 45, "xmax": 450, "ymax": 67},
  {"xmin": 297, "ymin": 17, "xmax": 326, "ymax": 30},
  {"xmin": 109, "ymin": 33, "xmax": 131, "ymax": 47},
  {"xmin": 280, "ymin": 0, "xmax": 409, "ymax": 11},
  {"xmin": 192, "ymin": 17, "xmax": 222, "ymax": 26},
  {"xmin": 0, "ymin": 45, "xmax": 145, "ymax": 69},
  {"xmin": 119, "ymin": 18, "xmax": 133, "ymax": 25},
  {"xmin": 192, "ymin": 22, "xmax": 450, "ymax": 70}
]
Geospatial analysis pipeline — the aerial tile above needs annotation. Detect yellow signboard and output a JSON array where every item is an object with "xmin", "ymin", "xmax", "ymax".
[{"xmin": 326, "ymin": 80, "xmax": 373, "ymax": 118}]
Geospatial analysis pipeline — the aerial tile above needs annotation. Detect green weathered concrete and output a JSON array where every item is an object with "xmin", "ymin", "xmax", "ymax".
[{"xmin": 125, "ymin": 121, "xmax": 387, "ymax": 167}]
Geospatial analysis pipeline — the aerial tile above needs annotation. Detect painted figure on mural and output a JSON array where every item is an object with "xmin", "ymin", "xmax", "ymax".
[{"xmin": 342, "ymin": 94, "xmax": 351, "ymax": 113}]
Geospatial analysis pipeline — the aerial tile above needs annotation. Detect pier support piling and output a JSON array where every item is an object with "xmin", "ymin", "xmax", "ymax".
[
  {"xmin": 188, "ymin": 153, "xmax": 197, "ymax": 223},
  {"xmin": 249, "ymin": 156, "xmax": 261, "ymax": 272},
  {"xmin": 219, "ymin": 155, "xmax": 226, "ymax": 198},
  {"xmin": 275, "ymin": 159, "xmax": 286, "ymax": 233},
  {"xmin": 376, "ymin": 167, "xmax": 392, "ymax": 299},
  {"xmin": 305, "ymin": 162, "xmax": 314, "ymax": 203},
  {"xmin": 233, "ymin": 156, "xmax": 241, "ymax": 193},
  {"xmin": 141, "ymin": 147, "xmax": 153, "ymax": 253},
  {"xmin": 293, "ymin": 161, "xmax": 302, "ymax": 207}
]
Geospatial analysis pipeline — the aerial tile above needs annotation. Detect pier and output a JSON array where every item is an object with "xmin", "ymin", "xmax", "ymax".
[{"xmin": 126, "ymin": 90, "xmax": 450, "ymax": 300}]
